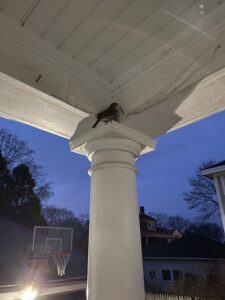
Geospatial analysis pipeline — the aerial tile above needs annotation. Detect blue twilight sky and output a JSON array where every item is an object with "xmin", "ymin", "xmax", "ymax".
[{"xmin": 0, "ymin": 110, "xmax": 225, "ymax": 221}]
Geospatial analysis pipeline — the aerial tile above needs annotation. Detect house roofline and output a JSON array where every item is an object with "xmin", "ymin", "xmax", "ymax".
[{"xmin": 143, "ymin": 257, "xmax": 225, "ymax": 261}]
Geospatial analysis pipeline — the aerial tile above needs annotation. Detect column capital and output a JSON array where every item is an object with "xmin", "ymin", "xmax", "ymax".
[
  {"xmin": 85, "ymin": 138, "xmax": 143, "ymax": 175},
  {"xmin": 84, "ymin": 137, "xmax": 143, "ymax": 159},
  {"xmin": 69, "ymin": 119, "xmax": 156, "ymax": 157}
]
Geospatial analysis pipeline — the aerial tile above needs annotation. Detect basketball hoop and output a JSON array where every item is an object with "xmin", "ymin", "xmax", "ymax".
[
  {"xmin": 52, "ymin": 252, "xmax": 71, "ymax": 276},
  {"xmin": 31, "ymin": 226, "xmax": 73, "ymax": 276}
]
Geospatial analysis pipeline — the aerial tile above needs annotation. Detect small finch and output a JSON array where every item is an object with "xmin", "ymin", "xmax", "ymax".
[{"xmin": 92, "ymin": 103, "xmax": 120, "ymax": 128}]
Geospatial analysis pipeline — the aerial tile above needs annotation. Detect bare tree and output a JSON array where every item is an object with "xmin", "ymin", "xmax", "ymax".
[
  {"xmin": 43, "ymin": 205, "xmax": 79, "ymax": 227},
  {"xmin": 183, "ymin": 160, "xmax": 218, "ymax": 219},
  {"xmin": 167, "ymin": 215, "xmax": 191, "ymax": 233},
  {"xmin": 43, "ymin": 205, "xmax": 89, "ymax": 254},
  {"xmin": 0, "ymin": 129, "xmax": 34, "ymax": 166},
  {"xmin": 149, "ymin": 212, "xmax": 169, "ymax": 228},
  {"xmin": 149, "ymin": 212, "xmax": 190, "ymax": 233}
]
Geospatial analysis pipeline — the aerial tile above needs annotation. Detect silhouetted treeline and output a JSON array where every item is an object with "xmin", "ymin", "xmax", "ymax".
[{"xmin": 0, "ymin": 128, "xmax": 52, "ymax": 228}]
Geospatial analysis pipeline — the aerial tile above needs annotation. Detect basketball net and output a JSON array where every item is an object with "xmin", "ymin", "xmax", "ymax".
[{"xmin": 52, "ymin": 252, "xmax": 71, "ymax": 276}]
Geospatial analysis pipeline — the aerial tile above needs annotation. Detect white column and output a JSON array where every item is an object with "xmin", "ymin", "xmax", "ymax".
[
  {"xmin": 84, "ymin": 137, "xmax": 145, "ymax": 300},
  {"xmin": 70, "ymin": 121, "xmax": 155, "ymax": 300}
]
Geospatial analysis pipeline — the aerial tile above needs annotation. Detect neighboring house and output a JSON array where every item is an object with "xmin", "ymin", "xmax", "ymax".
[
  {"xmin": 142, "ymin": 234, "xmax": 225, "ymax": 295},
  {"xmin": 139, "ymin": 207, "xmax": 181, "ymax": 247}
]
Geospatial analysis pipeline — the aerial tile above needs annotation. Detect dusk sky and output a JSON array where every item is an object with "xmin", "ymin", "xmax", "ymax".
[{"xmin": 0, "ymin": 110, "xmax": 225, "ymax": 222}]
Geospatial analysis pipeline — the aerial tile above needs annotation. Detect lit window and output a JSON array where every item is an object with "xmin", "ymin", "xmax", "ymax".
[{"xmin": 162, "ymin": 270, "xmax": 171, "ymax": 280}]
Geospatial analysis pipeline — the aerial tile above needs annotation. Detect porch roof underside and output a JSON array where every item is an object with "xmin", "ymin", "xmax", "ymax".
[{"xmin": 0, "ymin": 0, "xmax": 225, "ymax": 140}]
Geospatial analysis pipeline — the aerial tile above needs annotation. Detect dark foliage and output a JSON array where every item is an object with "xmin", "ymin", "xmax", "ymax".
[
  {"xmin": 0, "ymin": 128, "xmax": 52, "ymax": 228},
  {"xmin": 185, "ymin": 222, "xmax": 224, "ymax": 242},
  {"xmin": 149, "ymin": 210, "xmax": 224, "ymax": 241},
  {"xmin": 175, "ymin": 270, "xmax": 225, "ymax": 298},
  {"xmin": 0, "ymin": 155, "xmax": 46, "ymax": 228}
]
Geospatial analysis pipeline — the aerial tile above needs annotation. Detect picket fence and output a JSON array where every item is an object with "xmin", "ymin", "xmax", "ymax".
[{"xmin": 146, "ymin": 293, "xmax": 219, "ymax": 300}]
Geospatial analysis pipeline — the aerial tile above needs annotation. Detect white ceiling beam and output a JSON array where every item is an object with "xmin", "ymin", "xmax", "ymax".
[{"xmin": 0, "ymin": 72, "xmax": 87, "ymax": 139}]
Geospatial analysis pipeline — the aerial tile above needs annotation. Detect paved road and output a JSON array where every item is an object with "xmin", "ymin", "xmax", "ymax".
[{"xmin": 0, "ymin": 276, "xmax": 87, "ymax": 299}]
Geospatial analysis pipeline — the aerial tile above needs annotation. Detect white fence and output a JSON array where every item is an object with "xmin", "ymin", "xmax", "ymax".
[{"xmin": 146, "ymin": 293, "xmax": 219, "ymax": 300}]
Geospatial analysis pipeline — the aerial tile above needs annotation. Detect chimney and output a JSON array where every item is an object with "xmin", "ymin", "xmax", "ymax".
[{"xmin": 140, "ymin": 206, "xmax": 145, "ymax": 215}]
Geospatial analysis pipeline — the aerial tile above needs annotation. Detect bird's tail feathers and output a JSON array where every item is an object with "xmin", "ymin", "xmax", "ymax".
[{"xmin": 92, "ymin": 119, "xmax": 100, "ymax": 128}]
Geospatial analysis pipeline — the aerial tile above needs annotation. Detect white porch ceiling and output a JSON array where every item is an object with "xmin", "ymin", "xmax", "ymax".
[{"xmin": 0, "ymin": 0, "xmax": 225, "ymax": 138}]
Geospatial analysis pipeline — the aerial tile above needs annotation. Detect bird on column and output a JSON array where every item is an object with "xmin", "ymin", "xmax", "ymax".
[{"xmin": 92, "ymin": 103, "xmax": 122, "ymax": 128}]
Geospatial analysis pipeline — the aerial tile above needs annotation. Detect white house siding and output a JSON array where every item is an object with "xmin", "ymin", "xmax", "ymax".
[{"xmin": 143, "ymin": 259, "xmax": 225, "ymax": 293}]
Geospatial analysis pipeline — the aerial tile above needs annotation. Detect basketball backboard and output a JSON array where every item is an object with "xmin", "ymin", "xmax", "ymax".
[
  {"xmin": 32, "ymin": 226, "xmax": 73, "ymax": 257},
  {"xmin": 30, "ymin": 226, "xmax": 73, "ymax": 276}
]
